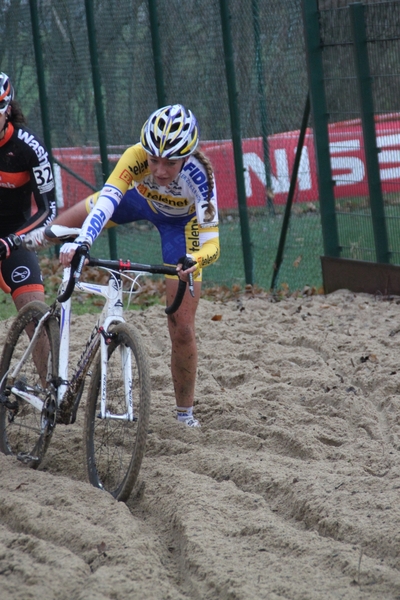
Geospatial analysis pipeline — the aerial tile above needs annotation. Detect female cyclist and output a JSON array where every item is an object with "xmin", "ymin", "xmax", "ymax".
[
  {"xmin": 25, "ymin": 104, "xmax": 219, "ymax": 427},
  {"xmin": 0, "ymin": 71, "xmax": 56, "ymax": 313}
]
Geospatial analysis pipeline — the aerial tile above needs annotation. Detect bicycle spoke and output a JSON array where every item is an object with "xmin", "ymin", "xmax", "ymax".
[
  {"xmin": 0, "ymin": 302, "xmax": 59, "ymax": 468},
  {"xmin": 85, "ymin": 323, "xmax": 150, "ymax": 501}
]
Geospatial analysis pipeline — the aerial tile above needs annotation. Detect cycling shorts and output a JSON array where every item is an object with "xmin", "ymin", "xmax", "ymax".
[{"xmin": 0, "ymin": 247, "xmax": 44, "ymax": 299}]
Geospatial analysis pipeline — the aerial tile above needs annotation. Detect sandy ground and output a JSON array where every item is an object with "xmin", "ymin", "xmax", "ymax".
[{"xmin": 1, "ymin": 289, "xmax": 400, "ymax": 599}]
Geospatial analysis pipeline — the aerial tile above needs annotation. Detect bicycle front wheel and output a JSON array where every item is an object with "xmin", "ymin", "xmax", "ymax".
[
  {"xmin": 0, "ymin": 301, "xmax": 60, "ymax": 468},
  {"xmin": 84, "ymin": 322, "xmax": 151, "ymax": 502}
]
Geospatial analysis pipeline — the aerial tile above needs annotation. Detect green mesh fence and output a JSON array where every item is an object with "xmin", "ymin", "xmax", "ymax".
[
  {"xmin": 317, "ymin": 0, "xmax": 400, "ymax": 265},
  {"xmin": 10, "ymin": 0, "xmax": 399, "ymax": 293}
]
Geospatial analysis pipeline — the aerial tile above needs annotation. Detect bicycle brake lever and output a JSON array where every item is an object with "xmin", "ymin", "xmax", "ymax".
[
  {"xmin": 71, "ymin": 244, "xmax": 90, "ymax": 282},
  {"xmin": 180, "ymin": 255, "xmax": 196, "ymax": 298},
  {"xmin": 188, "ymin": 273, "xmax": 195, "ymax": 297}
]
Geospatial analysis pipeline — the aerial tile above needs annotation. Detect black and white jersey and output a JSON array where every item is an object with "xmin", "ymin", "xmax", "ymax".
[{"xmin": 0, "ymin": 123, "xmax": 56, "ymax": 237}]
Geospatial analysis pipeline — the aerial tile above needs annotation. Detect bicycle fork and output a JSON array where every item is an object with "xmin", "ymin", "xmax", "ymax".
[
  {"xmin": 58, "ymin": 270, "xmax": 135, "ymax": 423},
  {"xmin": 98, "ymin": 318, "xmax": 135, "ymax": 422}
]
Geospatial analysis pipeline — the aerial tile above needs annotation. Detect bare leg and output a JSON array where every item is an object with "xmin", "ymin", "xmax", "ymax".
[
  {"xmin": 166, "ymin": 278, "xmax": 201, "ymax": 409},
  {"xmin": 13, "ymin": 290, "xmax": 49, "ymax": 386},
  {"xmin": 13, "ymin": 290, "xmax": 45, "ymax": 312},
  {"xmin": 51, "ymin": 199, "xmax": 88, "ymax": 227}
]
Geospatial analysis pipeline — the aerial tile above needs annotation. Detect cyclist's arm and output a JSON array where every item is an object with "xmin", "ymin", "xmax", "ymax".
[
  {"xmin": 15, "ymin": 138, "xmax": 57, "ymax": 236},
  {"xmin": 77, "ymin": 184, "xmax": 123, "ymax": 246},
  {"xmin": 76, "ymin": 144, "xmax": 147, "ymax": 246},
  {"xmin": 192, "ymin": 171, "xmax": 220, "ymax": 270},
  {"xmin": 24, "ymin": 145, "xmax": 146, "ymax": 251},
  {"xmin": 24, "ymin": 198, "xmax": 92, "ymax": 250},
  {"xmin": 196, "ymin": 225, "xmax": 220, "ymax": 269},
  {"xmin": 51, "ymin": 198, "xmax": 88, "ymax": 228}
]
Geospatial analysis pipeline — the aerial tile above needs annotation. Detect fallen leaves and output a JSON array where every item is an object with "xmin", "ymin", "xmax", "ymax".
[
  {"xmin": 39, "ymin": 255, "xmax": 326, "ymax": 311},
  {"xmin": 360, "ymin": 354, "xmax": 378, "ymax": 363},
  {"xmin": 293, "ymin": 255, "xmax": 302, "ymax": 268}
]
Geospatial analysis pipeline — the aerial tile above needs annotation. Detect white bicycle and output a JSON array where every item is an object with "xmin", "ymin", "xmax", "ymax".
[{"xmin": 0, "ymin": 226, "xmax": 193, "ymax": 501}]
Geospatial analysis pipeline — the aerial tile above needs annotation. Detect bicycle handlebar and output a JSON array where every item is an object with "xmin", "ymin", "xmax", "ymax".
[
  {"xmin": 0, "ymin": 234, "xmax": 22, "ymax": 260},
  {"xmin": 56, "ymin": 243, "xmax": 90, "ymax": 304},
  {"xmin": 4, "ymin": 228, "xmax": 195, "ymax": 315},
  {"xmin": 56, "ymin": 248, "xmax": 195, "ymax": 315}
]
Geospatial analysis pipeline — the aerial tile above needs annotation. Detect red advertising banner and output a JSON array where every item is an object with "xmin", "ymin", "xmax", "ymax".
[{"xmin": 53, "ymin": 114, "xmax": 400, "ymax": 212}]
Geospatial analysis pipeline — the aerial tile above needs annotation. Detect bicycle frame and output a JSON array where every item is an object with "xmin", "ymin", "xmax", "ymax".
[{"xmin": 57, "ymin": 265, "xmax": 141, "ymax": 422}]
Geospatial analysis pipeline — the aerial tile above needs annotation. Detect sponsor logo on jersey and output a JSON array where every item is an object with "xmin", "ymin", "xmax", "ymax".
[
  {"xmin": 185, "ymin": 218, "xmax": 200, "ymax": 254},
  {"xmin": 45, "ymin": 201, "xmax": 57, "ymax": 223},
  {"xmin": 17, "ymin": 130, "xmax": 49, "ymax": 164},
  {"xmin": 98, "ymin": 186, "xmax": 122, "ymax": 209},
  {"xmin": 0, "ymin": 181, "xmax": 15, "ymax": 188},
  {"xmin": 86, "ymin": 209, "xmax": 107, "ymax": 242},
  {"xmin": 128, "ymin": 158, "xmax": 147, "ymax": 177},
  {"xmin": 118, "ymin": 169, "xmax": 133, "ymax": 185},
  {"xmin": 137, "ymin": 184, "xmax": 189, "ymax": 208},
  {"xmin": 0, "ymin": 170, "xmax": 30, "ymax": 189},
  {"xmin": 198, "ymin": 247, "xmax": 219, "ymax": 268},
  {"xmin": 182, "ymin": 163, "xmax": 210, "ymax": 201}
]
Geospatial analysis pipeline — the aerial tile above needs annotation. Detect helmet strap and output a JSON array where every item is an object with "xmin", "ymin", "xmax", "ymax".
[{"xmin": 179, "ymin": 157, "xmax": 188, "ymax": 172}]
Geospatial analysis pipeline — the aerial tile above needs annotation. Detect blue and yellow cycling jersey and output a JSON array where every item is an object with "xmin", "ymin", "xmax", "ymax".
[{"xmin": 81, "ymin": 143, "xmax": 220, "ymax": 275}]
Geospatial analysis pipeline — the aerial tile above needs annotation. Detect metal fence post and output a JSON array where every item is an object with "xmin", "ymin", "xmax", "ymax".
[
  {"xmin": 271, "ymin": 94, "xmax": 310, "ymax": 290},
  {"xmin": 85, "ymin": 0, "xmax": 117, "ymax": 259},
  {"xmin": 349, "ymin": 2, "xmax": 390, "ymax": 264},
  {"xmin": 302, "ymin": 0, "xmax": 340, "ymax": 258},
  {"xmin": 252, "ymin": 0, "xmax": 274, "ymax": 215},
  {"xmin": 28, "ymin": 0, "xmax": 53, "ymax": 165},
  {"xmin": 219, "ymin": 0, "xmax": 254, "ymax": 285},
  {"xmin": 148, "ymin": 0, "xmax": 166, "ymax": 107}
]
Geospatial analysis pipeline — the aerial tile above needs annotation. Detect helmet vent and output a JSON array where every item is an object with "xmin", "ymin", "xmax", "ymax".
[{"xmin": 140, "ymin": 104, "xmax": 199, "ymax": 159}]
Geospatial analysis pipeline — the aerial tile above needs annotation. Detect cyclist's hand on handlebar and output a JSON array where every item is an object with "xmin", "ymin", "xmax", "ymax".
[
  {"xmin": 176, "ymin": 254, "xmax": 198, "ymax": 282},
  {"xmin": 22, "ymin": 227, "xmax": 50, "ymax": 250},
  {"xmin": 0, "ymin": 234, "xmax": 22, "ymax": 260},
  {"xmin": 60, "ymin": 236, "xmax": 91, "ymax": 266}
]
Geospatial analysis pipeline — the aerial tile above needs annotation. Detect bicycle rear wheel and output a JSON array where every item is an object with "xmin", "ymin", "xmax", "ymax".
[
  {"xmin": 84, "ymin": 322, "xmax": 151, "ymax": 502},
  {"xmin": 0, "ymin": 301, "xmax": 60, "ymax": 468}
]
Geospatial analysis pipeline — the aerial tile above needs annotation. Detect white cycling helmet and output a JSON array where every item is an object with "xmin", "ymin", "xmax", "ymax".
[
  {"xmin": 0, "ymin": 72, "xmax": 14, "ymax": 114},
  {"xmin": 140, "ymin": 104, "xmax": 199, "ymax": 159}
]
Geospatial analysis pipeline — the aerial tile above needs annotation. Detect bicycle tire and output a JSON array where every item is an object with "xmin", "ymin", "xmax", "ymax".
[
  {"xmin": 0, "ymin": 301, "xmax": 60, "ymax": 468},
  {"xmin": 84, "ymin": 322, "xmax": 151, "ymax": 501}
]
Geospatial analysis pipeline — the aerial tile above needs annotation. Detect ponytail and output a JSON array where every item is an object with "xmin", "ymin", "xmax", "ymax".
[
  {"xmin": 8, "ymin": 100, "xmax": 27, "ymax": 128},
  {"xmin": 193, "ymin": 149, "xmax": 216, "ymax": 222}
]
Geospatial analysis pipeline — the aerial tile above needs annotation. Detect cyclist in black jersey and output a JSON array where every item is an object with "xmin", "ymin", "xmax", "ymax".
[{"xmin": 0, "ymin": 72, "xmax": 56, "ymax": 313}]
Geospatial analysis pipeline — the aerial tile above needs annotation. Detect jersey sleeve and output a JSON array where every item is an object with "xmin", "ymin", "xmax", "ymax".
[
  {"xmin": 15, "ymin": 136, "xmax": 57, "ymax": 236},
  {"xmin": 194, "ymin": 170, "xmax": 219, "ymax": 268},
  {"xmin": 79, "ymin": 144, "xmax": 148, "ymax": 245},
  {"xmin": 195, "ymin": 225, "xmax": 220, "ymax": 269}
]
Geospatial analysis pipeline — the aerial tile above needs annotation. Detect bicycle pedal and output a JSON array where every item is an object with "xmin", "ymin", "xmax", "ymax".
[
  {"xmin": 0, "ymin": 393, "xmax": 19, "ymax": 411},
  {"xmin": 17, "ymin": 452, "xmax": 40, "ymax": 464}
]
